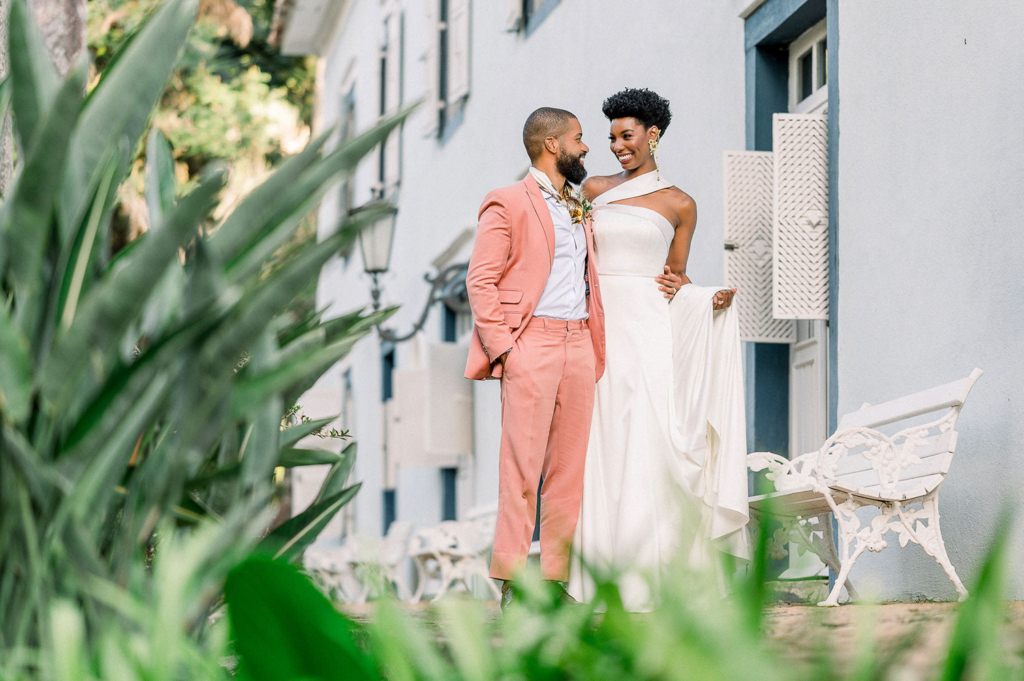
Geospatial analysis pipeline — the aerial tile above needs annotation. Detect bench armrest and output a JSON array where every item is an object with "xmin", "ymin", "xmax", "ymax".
[{"xmin": 748, "ymin": 450, "xmax": 821, "ymax": 493}]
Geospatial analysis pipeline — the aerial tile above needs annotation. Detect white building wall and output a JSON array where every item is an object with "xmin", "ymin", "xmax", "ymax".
[
  {"xmin": 309, "ymin": 0, "xmax": 747, "ymax": 542},
  {"xmin": 297, "ymin": 0, "xmax": 1024, "ymax": 604},
  {"xmin": 835, "ymin": 0, "xmax": 1024, "ymax": 599}
]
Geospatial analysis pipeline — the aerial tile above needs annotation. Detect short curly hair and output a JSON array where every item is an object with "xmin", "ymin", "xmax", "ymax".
[{"xmin": 601, "ymin": 88, "xmax": 672, "ymax": 138}]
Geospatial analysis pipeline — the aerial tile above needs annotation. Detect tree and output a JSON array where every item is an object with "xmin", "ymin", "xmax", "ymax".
[{"xmin": 0, "ymin": 0, "xmax": 86, "ymax": 195}]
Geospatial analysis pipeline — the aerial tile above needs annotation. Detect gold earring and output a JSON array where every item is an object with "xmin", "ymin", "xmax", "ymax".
[{"xmin": 648, "ymin": 137, "xmax": 661, "ymax": 181}]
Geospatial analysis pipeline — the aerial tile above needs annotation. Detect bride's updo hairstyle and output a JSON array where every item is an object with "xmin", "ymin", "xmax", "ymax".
[{"xmin": 601, "ymin": 88, "xmax": 672, "ymax": 137}]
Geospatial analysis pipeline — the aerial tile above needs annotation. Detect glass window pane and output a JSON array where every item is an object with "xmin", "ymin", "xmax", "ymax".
[
  {"xmin": 817, "ymin": 38, "xmax": 828, "ymax": 89},
  {"xmin": 799, "ymin": 50, "xmax": 813, "ymax": 101}
]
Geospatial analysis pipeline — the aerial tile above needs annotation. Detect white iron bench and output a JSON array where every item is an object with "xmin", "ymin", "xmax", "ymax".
[{"xmin": 747, "ymin": 368, "xmax": 983, "ymax": 606}]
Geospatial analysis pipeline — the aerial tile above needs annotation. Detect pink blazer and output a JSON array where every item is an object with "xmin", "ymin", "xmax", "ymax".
[{"xmin": 464, "ymin": 175, "xmax": 606, "ymax": 381}]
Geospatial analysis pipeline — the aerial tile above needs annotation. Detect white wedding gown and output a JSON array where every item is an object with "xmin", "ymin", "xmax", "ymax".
[{"xmin": 567, "ymin": 171, "xmax": 750, "ymax": 611}]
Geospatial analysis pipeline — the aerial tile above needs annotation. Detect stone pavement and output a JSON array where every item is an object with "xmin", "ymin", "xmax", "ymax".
[
  {"xmin": 764, "ymin": 602, "xmax": 1024, "ymax": 679},
  {"xmin": 342, "ymin": 600, "xmax": 1024, "ymax": 678}
]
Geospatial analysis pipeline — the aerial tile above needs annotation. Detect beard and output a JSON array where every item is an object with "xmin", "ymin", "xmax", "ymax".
[{"xmin": 556, "ymin": 149, "xmax": 588, "ymax": 186}]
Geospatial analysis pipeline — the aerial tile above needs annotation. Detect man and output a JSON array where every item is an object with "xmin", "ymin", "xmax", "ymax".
[{"xmin": 464, "ymin": 108, "xmax": 677, "ymax": 610}]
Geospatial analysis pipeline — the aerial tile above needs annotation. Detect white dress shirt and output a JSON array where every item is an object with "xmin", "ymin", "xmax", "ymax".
[{"xmin": 529, "ymin": 168, "xmax": 589, "ymax": 321}]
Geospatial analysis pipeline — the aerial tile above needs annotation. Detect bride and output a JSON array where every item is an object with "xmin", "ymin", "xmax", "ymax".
[{"xmin": 567, "ymin": 88, "xmax": 750, "ymax": 610}]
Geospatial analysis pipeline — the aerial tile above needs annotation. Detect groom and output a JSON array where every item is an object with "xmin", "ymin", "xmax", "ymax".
[{"xmin": 465, "ymin": 108, "xmax": 677, "ymax": 609}]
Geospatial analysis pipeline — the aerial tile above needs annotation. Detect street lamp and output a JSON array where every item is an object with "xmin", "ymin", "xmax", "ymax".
[
  {"xmin": 353, "ymin": 200, "xmax": 470, "ymax": 344},
  {"xmin": 353, "ymin": 199, "xmax": 398, "ymax": 311}
]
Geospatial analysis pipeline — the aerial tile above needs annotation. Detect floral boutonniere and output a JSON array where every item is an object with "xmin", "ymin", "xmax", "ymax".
[
  {"xmin": 580, "ymin": 197, "xmax": 594, "ymax": 223},
  {"xmin": 564, "ymin": 188, "xmax": 593, "ymax": 225}
]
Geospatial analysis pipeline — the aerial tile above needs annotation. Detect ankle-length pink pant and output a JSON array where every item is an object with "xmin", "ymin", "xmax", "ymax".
[{"xmin": 490, "ymin": 317, "xmax": 596, "ymax": 582}]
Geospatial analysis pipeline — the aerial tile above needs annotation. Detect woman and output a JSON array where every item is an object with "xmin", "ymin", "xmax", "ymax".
[{"xmin": 567, "ymin": 88, "xmax": 750, "ymax": 610}]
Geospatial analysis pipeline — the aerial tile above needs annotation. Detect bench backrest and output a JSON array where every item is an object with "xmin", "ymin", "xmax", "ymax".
[
  {"xmin": 826, "ymin": 369, "xmax": 983, "ymax": 499},
  {"xmin": 838, "ymin": 368, "xmax": 984, "ymax": 430}
]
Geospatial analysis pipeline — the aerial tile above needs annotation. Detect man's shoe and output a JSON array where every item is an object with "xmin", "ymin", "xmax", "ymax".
[
  {"xmin": 548, "ymin": 581, "xmax": 578, "ymax": 605},
  {"xmin": 500, "ymin": 580, "xmax": 516, "ymax": 613}
]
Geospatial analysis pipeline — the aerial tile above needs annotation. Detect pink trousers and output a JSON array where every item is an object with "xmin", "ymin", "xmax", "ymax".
[{"xmin": 490, "ymin": 317, "xmax": 596, "ymax": 581}]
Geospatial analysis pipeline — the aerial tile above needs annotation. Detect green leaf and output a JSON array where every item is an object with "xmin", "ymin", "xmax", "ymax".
[
  {"xmin": 314, "ymin": 443, "xmax": 356, "ymax": 505},
  {"xmin": 55, "ymin": 151, "xmax": 119, "ymax": 335},
  {"xmin": 41, "ymin": 165, "xmax": 227, "ymax": 409},
  {"xmin": 0, "ymin": 305, "xmax": 32, "ymax": 423},
  {"xmin": 208, "ymin": 130, "xmax": 329, "ymax": 263},
  {"xmin": 371, "ymin": 598, "xmax": 455, "ymax": 681},
  {"xmin": 7, "ymin": 0, "xmax": 60, "ymax": 153},
  {"xmin": 280, "ymin": 417, "xmax": 335, "ymax": 448},
  {"xmin": 438, "ymin": 600, "xmax": 498, "ymax": 681},
  {"xmin": 222, "ymin": 112, "xmax": 413, "ymax": 283},
  {"xmin": 278, "ymin": 448, "xmax": 341, "ymax": 467},
  {"xmin": 225, "ymin": 556, "xmax": 377, "ymax": 681},
  {"xmin": 259, "ymin": 484, "xmax": 361, "ymax": 564},
  {"xmin": 1, "ymin": 59, "xmax": 87, "ymax": 338},
  {"xmin": 239, "ymin": 395, "xmax": 283, "ymax": 490},
  {"xmin": 53, "ymin": 371, "xmax": 170, "ymax": 543},
  {"xmin": 940, "ymin": 516, "xmax": 1012, "ymax": 681},
  {"xmin": 2, "ymin": 424, "xmax": 67, "ymax": 503},
  {"xmin": 59, "ymin": 306, "xmax": 223, "ymax": 456},
  {"xmin": 325, "ymin": 306, "xmax": 398, "ymax": 343},
  {"xmin": 202, "ymin": 227, "xmax": 353, "ymax": 377},
  {"xmin": 277, "ymin": 308, "xmax": 325, "ymax": 346},
  {"xmin": 144, "ymin": 128, "xmax": 176, "ymax": 232},
  {"xmin": 232, "ymin": 336, "xmax": 360, "ymax": 418},
  {"xmin": 57, "ymin": 0, "xmax": 198, "ymax": 246}
]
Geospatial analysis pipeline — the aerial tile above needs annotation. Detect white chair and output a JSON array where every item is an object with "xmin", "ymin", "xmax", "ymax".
[
  {"xmin": 303, "ymin": 542, "xmax": 368, "ymax": 603},
  {"xmin": 303, "ymin": 521, "xmax": 415, "ymax": 603},
  {"xmin": 409, "ymin": 516, "xmax": 500, "ymax": 602},
  {"xmin": 748, "ymin": 369, "xmax": 982, "ymax": 606}
]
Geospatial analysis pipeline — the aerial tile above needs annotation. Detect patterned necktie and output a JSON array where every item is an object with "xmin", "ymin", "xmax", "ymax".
[{"xmin": 539, "ymin": 182, "xmax": 587, "ymax": 225}]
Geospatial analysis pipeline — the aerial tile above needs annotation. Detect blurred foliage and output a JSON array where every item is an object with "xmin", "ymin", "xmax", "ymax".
[
  {"xmin": 0, "ymin": 0, "xmax": 410, "ymax": 669},
  {"xmin": 87, "ymin": 0, "xmax": 317, "ymax": 251},
  {"xmin": 2, "ymin": 3, "xmax": 1016, "ymax": 680},
  {"xmin": 8, "ymin": 515, "xmax": 1011, "ymax": 680}
]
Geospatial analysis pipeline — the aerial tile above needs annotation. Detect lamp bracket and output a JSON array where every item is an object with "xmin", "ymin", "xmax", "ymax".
[{"xmin": 373, "ymin": 262, "xmax": 470, "ymax": 343}]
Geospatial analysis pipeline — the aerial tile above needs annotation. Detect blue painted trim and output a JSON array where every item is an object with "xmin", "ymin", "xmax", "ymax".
[
  {"xmin": 743, "ymin": 0, "xmax": 830, "ymax": 460},
  {"xmin": 524, "ymin": 0, "xmax": 562, "ymax": 38},
  {"xmin": 745, "ymin": 45, "xmax": 788, "ymax": 152},
  {"xmin": 826, "ymin": 0, "xmax": 839, "ymax": 433},
  {"xmin": 745, "ymin": 0, "xmax": 826, "ymax": 51},
  {"xmin": 745, "ymin": 343, "xmax": 757, "ymax": 453}
]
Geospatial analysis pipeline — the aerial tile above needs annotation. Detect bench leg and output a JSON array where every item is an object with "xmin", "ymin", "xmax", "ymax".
[
  {"xmin": 899, "ymin": 495, "xmax": 968, "ymax": 601},
  {"xmin": 819, "ymin": 499, "xmax": 871, "ymax": 607},
  {"xmin": 783, "ymin": 513, "xmax": 858, "ymax": 602}
]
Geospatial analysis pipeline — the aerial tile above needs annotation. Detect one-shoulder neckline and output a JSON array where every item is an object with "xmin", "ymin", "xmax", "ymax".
[
  {"xmin": 594, "ymin": 203, "xmax": 676, "ymax": 246},
  {"xmin": 592, "ymin": 170, "xmax": 675, "ymax": 205}
]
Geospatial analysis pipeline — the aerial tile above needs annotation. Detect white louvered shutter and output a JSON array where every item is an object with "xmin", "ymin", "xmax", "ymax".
[
  {"xmin": 384, "ymin": 12, "xmax": 402, "ymax": 188},
  {"xmin": 772, "ymin": 113, "xmax": 829, "ymax": 320},
  {"xmin": 447, "ymin": 0, "xmax": 470, "ymax": 103},
  {"xmin": 422, "ymin": 0, "xmax": 440, "ymax": 137},
  {"xmin": 505, "ymin": 0, "xmax": 522, "ymax": 31},
  {"xmin": 723, "ymin": 151, "xmax": 795, "ymax": 343}
]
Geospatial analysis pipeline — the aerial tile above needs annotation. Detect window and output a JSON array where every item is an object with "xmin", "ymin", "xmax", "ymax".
[
  {"xmin": 442, "ymin": 305, "xmax": 457, "ymax": 342},
  {"xmin": 340, "ymin": 368, "xmax": 356, "ymax": 539},
  {"xmin": 441, "ymin": 467, "xmax": 457, "ymax": 520},
  {"xmin": 338, "ymin": 85, "xmax": 356, "ymax": 218},
  {"xmin": 383, "ymin": 489, "xmax": 396, "ymax": 534},
  {"xmin": 381, "ymin": 345, "xmax": 395, "ymax": 402},
  {"xmin": 423, "ymin": 0, "xmax": 470, "ymax": 138},
  {"xmin": 788, "ymin": 20, "xmax": 827, "ymax": 114},
  {"xmin": 377, "ymin": 11, "xmax": 403, "ymax": 195},
  {"xmin": 442, "ymin": 303, "xmax": 472, "ymax": 342},
  {"xmin": 506, "ymin": 0, "xmax": 561, "ymax": 34}
]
